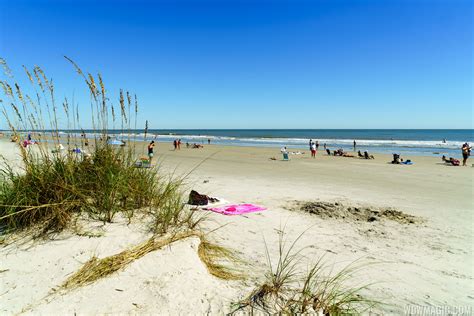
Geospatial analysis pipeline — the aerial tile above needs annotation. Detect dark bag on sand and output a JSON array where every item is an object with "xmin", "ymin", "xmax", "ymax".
[
  {"xmin": 188, "ymin": 190, "xmax": 219, "ymax": 205},
  {"xmin": 188, "ymin": 190, "xmax": 209, "ymax": 206}
]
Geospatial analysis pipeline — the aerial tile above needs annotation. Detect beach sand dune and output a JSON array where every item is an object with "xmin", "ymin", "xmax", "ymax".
[{"xmin": 1, "ymin": 141, "xmax": 473, "ymax": 314}]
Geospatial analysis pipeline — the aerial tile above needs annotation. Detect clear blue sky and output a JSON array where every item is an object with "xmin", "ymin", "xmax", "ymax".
[{"xmin": 0, "ymin": 0, "xmax": 472, "ymax": 129}]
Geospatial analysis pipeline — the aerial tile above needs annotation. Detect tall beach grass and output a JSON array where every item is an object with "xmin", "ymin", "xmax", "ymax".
[
  {"xmin": 0, "ymin": 57, "xmax": 195, "ymax": 237},
  {"xmin": 232, "ymin": 230, "xmax": 378, "ymax": 314}
]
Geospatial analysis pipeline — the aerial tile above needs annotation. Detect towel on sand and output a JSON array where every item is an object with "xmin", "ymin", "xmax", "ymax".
[{"xmin": 207, "ymin": 204, "xmax": 266, "ymax": 215}]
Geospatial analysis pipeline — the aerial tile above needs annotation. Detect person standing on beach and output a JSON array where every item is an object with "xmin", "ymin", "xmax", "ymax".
[
  {"xmin": 315, "ymin": 140, "xmax": 319, "ymax": 151},
  {"xmin": 177, "ymin": 139, "xmax": 181, "ymax": 150},
  {"xmin": 148, "ymin": 140, "xmax": 155, "ymax": 162},
  {"xmin": 323, "ymin": 143, "xmax": 327, "ymax": 150},
  {"xmin": 309, "ymin": 139, "xmax": 313, "ymax": 151},
  {"xmin": 311, "ymin": 142, "xmax": 316, "ymax": 158},
  {"xmin": 353, "ymin": 140, "xmax": 357, "ymax": 151},
  {"xmin": 461, "ymin": 143, "xmax": 471, "ymax": 166},
  {"xmin": 173, "ymin": 139, "xmax": 177, "ymax": 150},
  {"xmin": 208, "ymin": 139, "xmax": 211, "ymax": 145}
]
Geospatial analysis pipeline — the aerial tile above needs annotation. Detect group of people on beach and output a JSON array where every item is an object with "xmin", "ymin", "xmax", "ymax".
[
  {"xmin": 172, "ymin": 139, "xmax": 208, "ymax": 150},
  {"xmin": 280, "ymin": 139, "xmax": 473, "ymax": 166},
  {"xmin": 437, "ymin": 143, "xmax": 471, "ymax": 167},
  {"xmin": 173, "ymin": 139, "xmax": 182, "ymax": 150}
]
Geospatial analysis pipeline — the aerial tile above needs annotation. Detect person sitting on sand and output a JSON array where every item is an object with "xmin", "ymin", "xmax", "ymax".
[
  {"xmin": 364, "ymin": 151, "xmax": 374, "ymax": 159},
  {"xmin": 334, "ymin": 148, "xmax": 345, "ymax": 156},
  {"xmin": 358, "ymin": 150, "xmax": 364, "ymax": 158},
  {"xmin": 442, "ymin": 155, "xmax": 460, "ymax": 166},
  {"xmin": 392, "ymin": 153, "xmax": 403, "ymax": 164},
  {"xmin": 326, "ymin": 148, "xmax": 331, "ymax": 156},
  {"xmin": 186, "ymin": 142, "xmax": 190, "ymax": 148}
]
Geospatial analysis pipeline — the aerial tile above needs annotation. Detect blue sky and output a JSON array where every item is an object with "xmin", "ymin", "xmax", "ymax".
[{"xmin": 0, "ymin": 0, "xmax": 472, "ymax": 129}]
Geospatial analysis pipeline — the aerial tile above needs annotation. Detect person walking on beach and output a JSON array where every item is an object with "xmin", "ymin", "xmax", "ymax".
[
  {"xmin": 311, "ymin": 142, "xmax": 316, "ymax": 158},
  {"xmin": 177, "ymin": 139, "xmax": 182, "ymax": 150},
  {"xmin": 309, "ymin": 139, "xmax": 313, "ymax": 151},
  {"xmin": 208, "ymin": 139, "xmax": 211, "ymax": 145},
  {"xmin": 148, "ymin": 140, "xmax": 155, "ymax": 162},
  {"xmin": 323, "ymin": 143, "xmax": 327, "ymax": 150},
  {"xmin": 315, "ymin": 140, "xmax": 319, "ymax": 151},
  {"xmin": 461, "ymin": 143, "xmax": 471, "ymax": 166},
  {"xmin": 353, "ymin": 140, "xmax": 357, "ymax": 151},
  {"xmin": 173, "ymin": 139, "xmax": 177, "ymax": 150}
]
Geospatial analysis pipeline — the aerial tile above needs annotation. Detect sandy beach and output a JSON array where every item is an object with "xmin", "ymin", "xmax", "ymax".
[{"xmin": 1, "ymin": 138, "xmax": 473, "ymax": 314}]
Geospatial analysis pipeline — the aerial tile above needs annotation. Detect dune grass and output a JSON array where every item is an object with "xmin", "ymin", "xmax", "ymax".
[
  {"xmin": 61, "ymin": 230, "xmax": 198, "ymax": 289},
  {"xmin": 198, "ymin": 238, "xmax": 245, "ymax": 280},
  {"xmin": 232, "ymin": 231, "xmax": 378, "ymax": 314},
  {"xmin": 0, "ymin": 57, "xmax": 244, "ymax": 293},
  {"xmin": 61, "ymin": 230, "xmax": 244, "ymax": 291},
  {"xmin": 0, "ymin": 57, "xmax": 196, "ymax": 237}
]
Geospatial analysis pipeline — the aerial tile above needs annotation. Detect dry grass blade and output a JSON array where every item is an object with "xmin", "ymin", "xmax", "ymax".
[
  {"xmin": 198, "ymin": 239, "xmax": 245, "ymax": 280},
  {"xmin": 61, "ymin": 230, "xmax": 198, "ymax": 289},
  {"xmin": 61, "ymin": 231, "xmax": 244, "ymax": 291}
]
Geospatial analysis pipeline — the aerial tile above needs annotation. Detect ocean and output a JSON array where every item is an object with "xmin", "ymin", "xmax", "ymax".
[
  {"xmin": 5, "ymin": 129, "xmax": 474, "ymax": 158},
  {"xmin": 108, "ymin": 129, "xmax": 473, "ymax": 157}
]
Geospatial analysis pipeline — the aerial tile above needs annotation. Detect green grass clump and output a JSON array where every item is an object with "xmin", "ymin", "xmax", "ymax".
[
  {"xmin": 0, "ymin": 57, "xmax": 196, "ymax": 237},
  {"xmin": 232, "ymin": 230, "xmax": 378, "ymax": 315},
  {"xmin": 0, "ymin": 145, "xmax": 158, "ymax": 234}
]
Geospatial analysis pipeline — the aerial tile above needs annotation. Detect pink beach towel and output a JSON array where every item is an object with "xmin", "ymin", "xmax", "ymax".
[{"xmin": 207, "ymin": 204, "xmax": 266, "ymax": 216}]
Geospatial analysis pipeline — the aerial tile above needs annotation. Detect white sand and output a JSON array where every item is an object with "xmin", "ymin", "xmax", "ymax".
[{"xmin": 1, "ymin": 139, "xmax": 473, "ymax": 314}]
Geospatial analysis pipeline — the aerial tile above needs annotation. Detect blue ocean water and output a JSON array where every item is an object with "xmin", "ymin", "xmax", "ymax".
[
  {"xmin": 6, "ymin": 129, "xmax": 473, "ymax": 157},
  {"xmin": 114, "ymin": 129, "xmax": 473, "ymax": 158}
]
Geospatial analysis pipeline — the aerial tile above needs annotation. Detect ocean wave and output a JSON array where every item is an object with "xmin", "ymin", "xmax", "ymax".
[
  {"xmin": 23, "ymin": 131, "xmax": 466, "ymax": 150},
  {"xmin": 134, "ymin": 134, "xmax": 465, "ymax": 149}
]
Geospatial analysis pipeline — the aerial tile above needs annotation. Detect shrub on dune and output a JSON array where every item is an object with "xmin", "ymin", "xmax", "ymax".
[{"xmin": 0, "ymin": 57, "xmax": 193, "ymax": 237}]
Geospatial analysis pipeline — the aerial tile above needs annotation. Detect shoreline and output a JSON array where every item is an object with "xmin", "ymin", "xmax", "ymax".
[{"xmin": 1, "ymin": 130, "xmax": 472, "ymax": 158}]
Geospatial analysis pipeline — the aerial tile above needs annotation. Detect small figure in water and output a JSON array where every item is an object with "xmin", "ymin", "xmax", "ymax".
[{"xmin": 353, "ymin": 140, "xmax": 356, "ymax": 151}]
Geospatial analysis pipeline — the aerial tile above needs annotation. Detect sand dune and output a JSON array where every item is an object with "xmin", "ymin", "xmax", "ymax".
[{"xmin": 1, "ymin": 140, "xmax": 473, "ymax": 314}]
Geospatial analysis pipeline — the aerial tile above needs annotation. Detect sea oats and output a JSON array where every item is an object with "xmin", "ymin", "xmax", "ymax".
[
  {"xmin": 0, "ymin": 57, "xmax": 13, "ymax": 77},
  {"xmin": 33, "ymin": 67, "xmax": 45, "ymax": 91},
  {"xmin": 15, "ymin": 83, "xmax": 24, "ymax": 102},
  {"xmin": 22, "ymin": 65, "xmax": 34, "ymax": 84}
]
